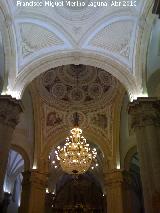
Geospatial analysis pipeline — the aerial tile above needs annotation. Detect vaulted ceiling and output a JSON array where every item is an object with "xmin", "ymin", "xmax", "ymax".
[{"xmin": 0, "ymin": 0, "xmax": 155, "ymax": 99}]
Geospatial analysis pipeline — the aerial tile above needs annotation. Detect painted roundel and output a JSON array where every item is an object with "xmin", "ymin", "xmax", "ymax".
[
  {"xmin": 88, "ymin": 83, "xmax": 103, "ymax": 99},
  {"xmin": 42, "ymin": 69, "xmax": 56, "ymax": 86},
  {"xmin": 65, "ymin": 111, "xmax": 87, "ymax": 128},
  {"xmin": 98, "ymin": 70, "xmax": 113, "ymax": 86},
  {"xmin": 58, "ymin": 64, "xmax": 97, "ymax": 86},
  {"xmin": 37, "ymin": 65, "xmax": 119, "ymax": 111},
  {"xmin": 69, "ymin": 88, "xmax": 85, "ymax": 102},
  {"xmin": 51, "ymin": 83, "xmax": 66, "ymax": 99}
]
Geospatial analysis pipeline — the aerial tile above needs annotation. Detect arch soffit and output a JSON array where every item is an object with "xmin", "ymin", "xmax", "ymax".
[
  {"xmin": 0, "ymin": 1, "xmax": 18, "ymax": 90},
  {"xmin": 124, "ymin": 145, "xmax": 137, "ymax": 171},
  {"xmin": 133, "ymin": 0, "xmax": 155, "ymax": 92},
  {"xmin": 13, "ymin": 51, "xmax": 140, "ymax": 101},
  {"xmin": 11, "ymin": 144, "xmax": 31, "ymax": 171},
  {"xmin": 147, "ymin": 69, "xmax": 160, "ymax": 96}
]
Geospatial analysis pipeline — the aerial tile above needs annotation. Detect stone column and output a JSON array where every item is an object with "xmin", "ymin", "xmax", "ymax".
[
  {"xmin": 128, "ymin": 97, "xmax": 160, "ymax": 213},
  {"xmin": 19, "ymin": 170, "xmax": 48, "ymax": 213},
  {"xmin": 0, "ymin": 95, "xmax": 23, "ymax": 203},
  {"xmin": 104, "ymin": 170, "xmax": 125, "ymax": 213}
]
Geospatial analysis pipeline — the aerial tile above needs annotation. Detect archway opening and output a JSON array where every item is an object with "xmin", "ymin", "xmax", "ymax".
[
  {"xmin": 3, "ymin": 149, "xmax": 24, "ymax": 213},
  {"xmin": 20, "ymin": 63, "xmax": 127, "ymax": 212},
  {"xmin": 46, "ymin": 141, "xmax": 106, "ymax": 212}
]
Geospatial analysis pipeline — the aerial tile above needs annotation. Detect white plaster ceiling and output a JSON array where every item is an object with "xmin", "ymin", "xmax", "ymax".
[
  {"xmin": 11, "ymin": 0, "xmax": 142, "ymax": 69},
  {"xmin": 0, "ymin": 0, "xmax": 155, "ymax": 99}
]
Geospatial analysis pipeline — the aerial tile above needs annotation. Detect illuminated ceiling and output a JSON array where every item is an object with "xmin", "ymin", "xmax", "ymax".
[{"xmin": 0, "ymin": 0, "xmax": 154, "ymax": 99}]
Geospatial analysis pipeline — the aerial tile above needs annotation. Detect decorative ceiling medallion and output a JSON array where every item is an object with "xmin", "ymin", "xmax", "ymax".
[
  {"xmin": 51, "ymin": 83, "xmax": 67, "ymax": 99},
  {"xmin": 55, "ymin": 0, "xmax": 98, "ymax": 21},
  {"xmin": 98, "ymin": 70, "xmax": 112, "ymax": 85},
  {"xmin": 64, "ymin": 0, "xmax": 90, "ymax": 10},
  {"xmin": 58, "ymin": 64, "xmax": 97, "ymax": 86},
  {"xmin": 37, "ymin": 65, "xmax": 119, "ymax": 111},
  {"xmin": 69, "ymin": 88, "xmax": 85, "ymax": 103},
  {"xmin": 88, "ymin": 83, "xmax": 103, "ymax": 99},
  {"xmin": 43, "ymin": 69, "xmax": 56, "ymax": 86}
]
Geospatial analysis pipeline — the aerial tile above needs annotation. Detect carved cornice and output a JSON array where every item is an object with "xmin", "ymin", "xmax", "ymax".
[
  {"xmin": 0, "ymin": 95, "xmax": 23, "ymax": 128},
  {"xmin": 128, "ymin": 97, "xmax": 160, "ymax": 129}
]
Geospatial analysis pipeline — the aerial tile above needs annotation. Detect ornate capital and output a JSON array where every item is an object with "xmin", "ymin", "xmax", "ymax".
[
  {"xmin": 0, "ymin": 95, "xmax": 23, "ymax": 128},
  {"xmin": 104, "ymin": 170, "xmax": 124, "ymax": 187},
  {"xmin": 128, "ymin": 97, "xmax": 160, "ymax": 129},
  {"xmin": 22, "ymin": 170, "xmax": 48, "ymax": 189}
]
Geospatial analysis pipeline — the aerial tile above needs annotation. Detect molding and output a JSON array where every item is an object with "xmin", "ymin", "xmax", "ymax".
[
  {"xmin": 0, "ymin": 95, "xmax": 23, "ymax": 128},
  {"xmin": 128, "ymin": 97, "xmax": 160, "ymax": 128}
]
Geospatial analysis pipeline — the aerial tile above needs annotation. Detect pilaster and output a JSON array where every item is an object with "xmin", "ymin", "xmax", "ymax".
[
  {"xmin": 128, "ymin": 97, "xmax": 160, "ymax": 213},
  {"xmin": 19, "ymin": 170, "xmax": 48, "ymax": 213},
  {"xmin": 104, "ymin": 170, "xmax": 125, "ymax": 213}
]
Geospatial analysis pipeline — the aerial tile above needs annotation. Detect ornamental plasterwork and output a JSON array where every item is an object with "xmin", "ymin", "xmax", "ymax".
[
  {"xmin": 88, "ymin": 20, "xmax": 133, "ymax": 59},
  {"xmin": 2, "ymin": 0, "xmax": 151, "ymax": 99},
  {"xmin": 20, "ymin": 23, "xmax": 64, "ymax": 58},
  {"xmin": 42, "ymin": 102, "xmax": 112, "ymax": 150},
  {"xmin": 33, "ymin": 65, "xmax": 121, "ymax": 152},
  {"xmin": 0, "ymin": 96, "xmax": 23, "ymax": 128},
  {"xmin": 128, "ymin": 98, "xmax": 160, "ymax": 130},
  {"xmin": 35, "ymin": 65, "xmax": 119, "ymax": 112}
]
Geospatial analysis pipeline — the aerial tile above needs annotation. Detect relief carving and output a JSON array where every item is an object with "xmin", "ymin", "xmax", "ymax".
[
  {"xmin": 0, "ymin": 96, "xmax": 23, "ymax": 128},
  {"xmin": 128, "ymin": 98, "xmax": 160, "ymax": 129}
]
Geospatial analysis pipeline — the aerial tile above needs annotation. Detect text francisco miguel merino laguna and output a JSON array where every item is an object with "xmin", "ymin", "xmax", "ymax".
[{"xmin": 16, "ymin": 1, "xmax": 137, "ymax": 7}]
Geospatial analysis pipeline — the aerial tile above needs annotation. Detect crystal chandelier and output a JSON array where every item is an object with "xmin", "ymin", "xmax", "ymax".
[{"xmin": 55, "ymin": 113, "xmax": 97, "ymax": 175}]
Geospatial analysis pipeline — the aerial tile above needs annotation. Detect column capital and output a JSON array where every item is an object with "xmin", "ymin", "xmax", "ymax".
[
  {"xmin": 22, "ymin": 170, "xmax": 48, "ymax": 189},
  {"xmin": 104, "ymin": 169, "xmax": 124, "ymax": 186},
  {"xmin": 0, "ymin": 95, "xmax": 23, "ymax": 128},
  {"xmin": 128, "ymin": 97, "xmax": 160, "ymax": 128}
]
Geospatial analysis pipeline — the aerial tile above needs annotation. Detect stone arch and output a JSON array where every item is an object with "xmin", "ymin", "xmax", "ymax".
[
  {"xmin": 147, "ymin": 69, "xmax": 160, "ymax": 97},
  {"xmin": 133, "ymin": 0, "xmax": 155, "ymax": 96},
  {"xmin": 124, "ymin": 145, "xmax": 137, "ymax": 171},
  {"xmin": 0, "ymin": 2, "xmax": 17, "ymax": 92},
  {"xmin": 11, "ymin": 144, "xmax": 31, "ymax": 171},
  {"xmin": 13, "ymin": 51, "xmax": 140, "ymax": 100}
]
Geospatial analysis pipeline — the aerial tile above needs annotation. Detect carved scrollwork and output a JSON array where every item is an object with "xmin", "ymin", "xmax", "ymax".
[
  {"xmin": 128, "ymin": 98, "xmax": 160, "ymax": 129},
  {"xmin": 0, "ymin": 96, "xmax": 23, "ymax": 128}
]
